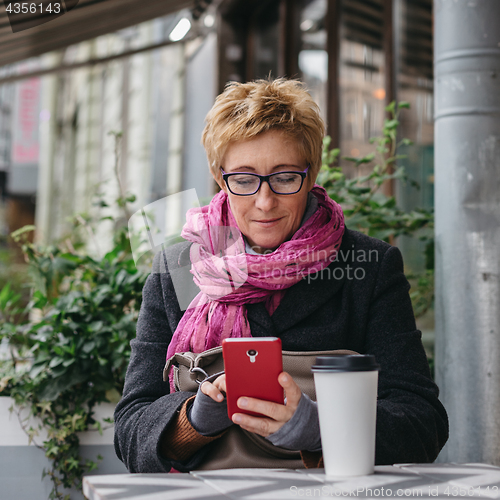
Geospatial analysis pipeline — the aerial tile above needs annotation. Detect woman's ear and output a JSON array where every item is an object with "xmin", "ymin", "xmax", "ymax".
[
  {"xmin": 214, "ymin": 177, "xmax": 227, "ymax": 193},
  {"xmin": 307, "ymin": 169, "xmax": 318, "ymax": 190},
  {"xmin": 212, "ymin": 168, "xmax": 228, "ymax": 193}
]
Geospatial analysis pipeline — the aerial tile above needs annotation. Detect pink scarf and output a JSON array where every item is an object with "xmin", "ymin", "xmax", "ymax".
[{"xmin": 166, "ymin": 185, "xmax": 345, "ymax": 389}]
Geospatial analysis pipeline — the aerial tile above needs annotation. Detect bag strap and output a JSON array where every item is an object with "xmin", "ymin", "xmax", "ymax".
[{"xmin": 163, "ymin": 346, "xmax": 223, "ymax": 382}]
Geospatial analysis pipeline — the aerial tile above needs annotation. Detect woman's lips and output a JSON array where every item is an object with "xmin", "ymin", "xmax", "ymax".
[{"xmin": 252, "ymin": 217, "xmax": 283, "ymax": 228}]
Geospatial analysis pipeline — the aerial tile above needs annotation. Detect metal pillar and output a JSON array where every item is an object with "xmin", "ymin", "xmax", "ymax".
[{"xmin": 435, "ymin": 0, "xmax": 500, "ymax": 464}]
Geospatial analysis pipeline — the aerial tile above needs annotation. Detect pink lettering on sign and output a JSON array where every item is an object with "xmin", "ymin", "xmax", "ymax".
[
  {"xmin": 14, "ymin": 144, "xmax": 40, "ymax": 162},
  {"xmin": 12, "ymin": 77, "xmax": 41, "ymax": 164}
]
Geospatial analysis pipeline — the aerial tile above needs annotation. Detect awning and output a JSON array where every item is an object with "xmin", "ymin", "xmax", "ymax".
[{"xmin": 0, "ymin": 0, "xmax": 196, "ymax": 68}]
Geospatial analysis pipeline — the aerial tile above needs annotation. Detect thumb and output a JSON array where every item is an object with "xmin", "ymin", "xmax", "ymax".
[{"xmin": 279, "ymin": 372, "xmax": 302, "ymax": 407}]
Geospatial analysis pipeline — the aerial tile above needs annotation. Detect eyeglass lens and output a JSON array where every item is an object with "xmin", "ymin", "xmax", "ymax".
[{"xmin": 227, "ymin": 172, "xmax": 303, "ymax": 195}]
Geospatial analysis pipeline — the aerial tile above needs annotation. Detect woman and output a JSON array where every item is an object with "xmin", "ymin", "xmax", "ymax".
[{"xmin": 114, "ymin": 78, "xmax": 448, "ymax": 473}]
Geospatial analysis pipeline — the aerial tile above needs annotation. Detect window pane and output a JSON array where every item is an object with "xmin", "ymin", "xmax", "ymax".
[
  {"xmin": 299, "ymin": 0, "xmax": 328, "ymax": 123},
  {"xmin": 339, "ymin": 1, "xmax": 385, "ymax": 161},
  {"xmin": 395, "ymin": 0, "xmax": 434, "ymax": 272}
]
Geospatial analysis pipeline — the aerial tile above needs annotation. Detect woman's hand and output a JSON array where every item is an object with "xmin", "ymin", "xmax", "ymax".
[
  {"xmin": 189, "ymin": 374, "xmax": 231, "ymax": 435},
  {"xmin": 200, "ymin": 374, "xmax": 227, "ymax": 402},
  {"xmin": 232, "ymin": 372, "xmax": 302, "ymax": 437}
]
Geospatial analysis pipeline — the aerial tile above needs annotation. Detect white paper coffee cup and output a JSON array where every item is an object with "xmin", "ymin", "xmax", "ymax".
[{"xmin": 312, "ymin": 355, "xmax": 380, "ymax": 477}]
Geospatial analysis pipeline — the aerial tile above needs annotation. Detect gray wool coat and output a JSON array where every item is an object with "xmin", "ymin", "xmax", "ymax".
[{"xmin": 113, "ymin": 227, "xmax": 449, "ymax": 473}]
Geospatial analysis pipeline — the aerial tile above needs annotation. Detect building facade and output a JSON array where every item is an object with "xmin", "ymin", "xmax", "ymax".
[{"xmin": 0, "ymin": 0, "xmax": 434, "ymax": 266}]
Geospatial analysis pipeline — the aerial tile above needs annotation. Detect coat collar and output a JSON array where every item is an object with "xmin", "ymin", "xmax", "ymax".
[{"xmin": 246, "ymin": 228, "xmax": 352, "ymax": 335}]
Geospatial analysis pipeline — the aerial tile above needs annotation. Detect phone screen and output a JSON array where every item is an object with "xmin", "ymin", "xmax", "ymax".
[{"xmin": 222, "ymin": 337, "xmax": 283, "ymax": 419}]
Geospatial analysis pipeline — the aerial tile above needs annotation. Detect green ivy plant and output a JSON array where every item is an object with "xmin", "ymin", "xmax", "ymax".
[
  {"xmin": 0, "ymin": 130, "xmax": 150, "ymax": 500},
  {"xmin": 0, "ymin": 216, "xmax": 148, "ymax": 499},
  {"xmin": 316, "ymin": 101, "xmax": 435, "ymax": 319}
]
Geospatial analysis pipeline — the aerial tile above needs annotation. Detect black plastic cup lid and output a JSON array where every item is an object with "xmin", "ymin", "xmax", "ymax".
[{"xmin": 312, "ymin": 355, "xmax": 380, "ymax": 372}]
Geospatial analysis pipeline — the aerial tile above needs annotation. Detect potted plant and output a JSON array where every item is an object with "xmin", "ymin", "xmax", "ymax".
[{"xmin": 0, "ymin": 179, "xmax": 149, "ymax": 499}]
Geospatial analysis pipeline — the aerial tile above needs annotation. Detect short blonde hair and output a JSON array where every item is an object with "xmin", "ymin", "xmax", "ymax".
[{"xmin": 202, "ymin": 78, "xmax": 325, "ymax": 186}]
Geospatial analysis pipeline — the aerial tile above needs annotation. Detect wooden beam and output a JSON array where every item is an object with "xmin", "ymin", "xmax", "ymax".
[
  {"xmin": 278, "ymin": 0, "xmax": 301, "ymax": 78},
  {"xmin": 383, "ymin": 0, "xmax": 395, "ymax": 198},
  {"xmin": 0, "ymin": 0, "xmax": 195, "ymax": 67},
  {"xmin": 326, "ymin": 0, "xmax": 340, "ymax": 147}
]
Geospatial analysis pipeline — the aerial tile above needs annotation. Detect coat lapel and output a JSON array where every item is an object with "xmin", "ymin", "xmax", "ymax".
[
  {"xmin": 271, "ymin": 256, "xmax": 348, "ymax": 333},
  {"xmin": 246, "ymin": 301, "xmax": 277, "ymax": 337},
  {"xmin": 246, "ymin": 228, "xmax": 352, "ymax": 336}
]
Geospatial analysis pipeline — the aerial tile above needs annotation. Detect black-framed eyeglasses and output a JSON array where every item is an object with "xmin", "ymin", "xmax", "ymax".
[{"xmin": 220, "ymin": 166, "xmax": 309, "ymax": 196}]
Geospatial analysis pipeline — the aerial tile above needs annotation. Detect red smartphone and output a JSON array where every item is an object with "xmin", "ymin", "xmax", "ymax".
[{"xmin": 222, "ymin": 337, "xmax": 284, "ymax": 419}]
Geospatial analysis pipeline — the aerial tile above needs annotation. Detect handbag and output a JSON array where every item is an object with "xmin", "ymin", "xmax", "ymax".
[{"xmin": 163, "ymin": 346, "xmax": 357, "ymax": 470}]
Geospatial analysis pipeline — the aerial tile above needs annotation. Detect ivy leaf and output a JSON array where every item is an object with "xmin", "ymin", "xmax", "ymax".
[
  {"xmin": 385, "ymin": 119, "xmax": 399, "ymax": 129},
  {"xmin": 49, "ymin": 357, "xmax": 64, "ymax": 369},
  {"xmin": 46, "ymin": 445, "xmax": 60, "ymax": 457},
  {"xmin": 29, "ymin": 363, "xmax": 47, "ymax": 379},
  {"xmin": 37, "ymin": 401, "xmax": 52, "ymax": 417},
  {"xmin": 86, "ymin": 460, "xmax": 99, "ymax": 472},
  {"xmin": 70, "ymin": 413, "xmax": 83, "ymax": 431},
  {"xmin": 31, "ymin": 290, "xmax": 48, "ymax": 309},
  {"xmin": 0, "ymin": 283, "xmax": 13, "ymax": 307},
  {"xmin": 385, "ymin": 101, "xmax": 396, "ymax": 113},
  {"xmin": 83, "ymin": 341, "xmax": 96, "ymax": 353},
  {"xmin": 10, "ymin": 225, "xmax": 36, "ymax": 242},
  {"xmin": 66, "ymin": 457, "xmax": 80, "ymax": 471}
]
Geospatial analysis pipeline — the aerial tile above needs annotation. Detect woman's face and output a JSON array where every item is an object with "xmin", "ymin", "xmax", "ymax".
[{"xmin": 216, "ymin": 129, "xmax": 311, "ymax": 254}]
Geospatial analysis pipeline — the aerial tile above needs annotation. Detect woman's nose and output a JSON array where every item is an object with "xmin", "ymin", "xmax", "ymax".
[{"xmin": 254, "ymin": 180, "xmax": 278, "ymax": 212}]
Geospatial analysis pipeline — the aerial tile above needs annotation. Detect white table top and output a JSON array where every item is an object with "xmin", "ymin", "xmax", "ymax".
[{"xmin": 83, "ymin": 463, "xmax": 500, "ymax": 500}]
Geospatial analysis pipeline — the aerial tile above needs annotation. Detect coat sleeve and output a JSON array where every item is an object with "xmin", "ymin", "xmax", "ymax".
[
  {"xmin": 113, "ymin": 250, "xmax": 211, "ymax": 473},
  {"xmin": 364, "ymin": 245, "xmax": 449, "ymax": 464}
]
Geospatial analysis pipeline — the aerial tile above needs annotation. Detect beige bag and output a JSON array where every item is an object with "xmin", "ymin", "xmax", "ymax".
[{"xmin": 164, "ymin": 346, "xmax": 357, "ymax": 470}]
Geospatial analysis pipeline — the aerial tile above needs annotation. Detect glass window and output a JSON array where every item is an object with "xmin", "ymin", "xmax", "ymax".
[
  {"xmin": 338, "ymin": 0, "xmax": 385, "ymax": 163},
  {"xmin": 299, "ymin": 0, "xmax": 385, "ymax": 162},
  {"xmin": 299, "ymin": 0, "xmax": 328, "ymax": 123},
  {"xmin": 395, "ymin": 0, "xmax": 434, "ymax": 272}
]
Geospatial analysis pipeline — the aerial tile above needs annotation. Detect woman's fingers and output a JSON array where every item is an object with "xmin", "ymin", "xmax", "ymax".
[
  {"xmin": 279, "ymin": 372, "xmax": 302, "ymax": 411},
  {"xmin": 236, "ymin": 396, "xmax": 290, "ymax": 422},
  {"xmin": 200, "ymin": 377, "xmax": 225, "ymax": 403},
  {"xmin": 231, "ymin": 372, "xmax": 303, "ymax": 437},
  {"xmin": 232, "ymin": 412, "xmax": 279, "ymax": 436},
  {"xmin": 213, "ymin": 374, "xmax": 227, "ymax": 394},
  {"xmin": 202, "ymin": 371, "xmax": 301, "ymax": 430}
]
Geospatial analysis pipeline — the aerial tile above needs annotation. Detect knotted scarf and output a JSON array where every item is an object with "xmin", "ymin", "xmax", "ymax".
[{"xmin": 166, "ymin": 185, "xmax": 345, "ymax": 390}]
